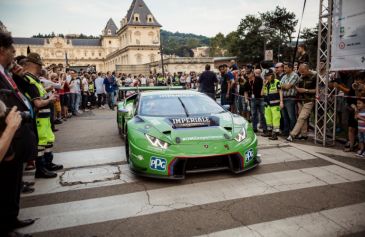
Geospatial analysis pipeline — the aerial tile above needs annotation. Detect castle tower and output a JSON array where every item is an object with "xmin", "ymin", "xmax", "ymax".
[
  {"xmin": 117, "ymin": 0, "xmax": 162, "ymax": 65},
  {"xmin": 101, "ymin": 18, "xmax": 120, "ymax": 56}
]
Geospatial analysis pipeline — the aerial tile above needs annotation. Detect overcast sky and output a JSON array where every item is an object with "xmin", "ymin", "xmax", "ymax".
[{"xmin": 1, "ymin": 0, "xmax": 319, "ymax": 38}]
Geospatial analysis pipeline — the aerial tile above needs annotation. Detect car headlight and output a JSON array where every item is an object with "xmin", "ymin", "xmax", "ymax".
[
  {"xmin": 145, "ymin": 134, "xmax": 169, "ymax": 149},
  {"xmin": 235, "ymin": 127, "xmax": 247, "ymax": 142}
]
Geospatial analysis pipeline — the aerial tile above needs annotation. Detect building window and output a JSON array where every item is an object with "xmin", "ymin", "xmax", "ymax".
[
  {"xmin": 134, "ymin": 14, "xmax": 140, "ymax": 22},
  {"xmin": 107, "ymin": 29, "xmax": 111, "ymax": 35},
  {"xmin": 147, "ymin": 15, "xmax": 154, "ymax": 23}
]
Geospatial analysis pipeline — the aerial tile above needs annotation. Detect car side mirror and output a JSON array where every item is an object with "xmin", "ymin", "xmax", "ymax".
[
  {"xmin": 118, "ymin": 108, "xmax": 129, "ymax": 113},
  {"xmin": 222, "ymin": 105, "xmax": 230, "ymax": 111}
]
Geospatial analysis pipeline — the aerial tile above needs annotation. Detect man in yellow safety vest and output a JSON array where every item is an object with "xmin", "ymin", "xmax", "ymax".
[{"xmin": 22, "ymin": 53, "xmax": 63, "ymax": 178}]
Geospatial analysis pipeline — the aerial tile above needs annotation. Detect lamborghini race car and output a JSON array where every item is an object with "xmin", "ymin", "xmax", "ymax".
[{"xmin": 117, "ymin": 90, "xmax": 260, "ymax": 179}]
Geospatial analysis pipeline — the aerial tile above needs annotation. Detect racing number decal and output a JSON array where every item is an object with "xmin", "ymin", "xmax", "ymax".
[{"xmin": 245, "ymin": 149, "xmax": 254, "ymax": 163}]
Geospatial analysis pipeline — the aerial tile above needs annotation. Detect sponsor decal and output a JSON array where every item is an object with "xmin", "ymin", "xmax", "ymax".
[
  {"xmin": 159, "ymin": 94, "xmax": 195, "ymax": 98},
  {"xmin": 150, "ymin": 157, "xmax": 167, "ymax": 171},
  {"xmin": 169, "ymin": 116, "xmax": 219, "ymax": 128},
  {"xmin": 181, "ymin": 135, "xmax": 223, "ymax": 141},
  {"xmin": 245, "ymin": 149, "xmax": 254, "ymax": 163}
]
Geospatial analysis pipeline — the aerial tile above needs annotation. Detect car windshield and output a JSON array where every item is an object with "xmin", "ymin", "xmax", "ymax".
[{"xmin": 139, "ymin": 93, "xmax": 225, "ymax": 117}]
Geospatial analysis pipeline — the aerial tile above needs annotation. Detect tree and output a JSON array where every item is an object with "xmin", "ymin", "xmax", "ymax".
[
  {"xmin": 300, "ymin": 26, "xmax": 319, "ymax": 67},
  {"xmin": 209, "ymin": 33, "xmax": 225, "ymax": 57},
  {"xmin": 225, "ymin": 31, "xmax": 241, "ymax": 57},
  {"xmin": 259, "ymin": 6, "xmax": 298, "ymax": 43},
  {"xmin": 236, "ymin": 15, "xmax": 265, "ymax": 63},
  {"xmin": 232, "ymin": 7, "xmax": 298, "ymax": 63}
]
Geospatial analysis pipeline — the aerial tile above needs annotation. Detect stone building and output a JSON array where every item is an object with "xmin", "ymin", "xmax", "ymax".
[
  {"xmin": 10, "ymin": 0, "xmax": 162, "ymax": 73},
  {"xmin": 192, "ymin": 46, "xmax": 210, "ymax": 58}
]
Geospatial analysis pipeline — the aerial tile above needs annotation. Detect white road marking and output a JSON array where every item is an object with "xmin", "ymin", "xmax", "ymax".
[
  {"xmin": 289, "ymin": 143, "xmax": 365, "ymax": 176},
  {"xmin": 200, "ymin": 202, "xmax": 365, "ymax": 237},
  {"xmin": 259, "ymin": 146, "xmax": 316, "ymax": 165},
  {"xmin": 19, "ymin": 165, "xmax": 365, "ymax": 233},
  {"xmin": 22, "ymin": 146, "xmax": 318, "ymax": 197}
]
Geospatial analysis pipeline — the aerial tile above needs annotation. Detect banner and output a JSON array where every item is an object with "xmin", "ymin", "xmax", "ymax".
[
  {"xmin": 265, "ymin": 50, "xmax": 273, "ymax": 61},
  {"xmin": 331, "ymin": 0, "xmax": 365, "ymax": 71}
]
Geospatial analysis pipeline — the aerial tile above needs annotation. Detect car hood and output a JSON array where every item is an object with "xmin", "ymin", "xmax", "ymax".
[{"xmin": 139, "ymin": 113, "xmax": 246, "ymax": 145}]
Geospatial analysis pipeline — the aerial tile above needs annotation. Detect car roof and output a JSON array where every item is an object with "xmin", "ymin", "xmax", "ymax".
[{"xmin": 140, "ymin": 90, "xmax": 204, "ymax": 97}]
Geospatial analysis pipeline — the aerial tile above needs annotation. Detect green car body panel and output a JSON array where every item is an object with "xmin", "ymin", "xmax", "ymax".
[{"xmin": 117, "ymin": 90, "xmax": 260, "ymax": 179}]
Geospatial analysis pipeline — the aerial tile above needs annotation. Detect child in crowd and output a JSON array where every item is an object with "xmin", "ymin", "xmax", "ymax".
[{"xmin": 355, "ymin": 99, "xmax": 365, "ymax": 157}]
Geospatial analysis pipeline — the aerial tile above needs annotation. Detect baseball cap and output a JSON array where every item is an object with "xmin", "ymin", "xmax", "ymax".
[
  {"xmin": 264, "ymin": 68, "xmax": 274, "ymax": 77},
  {"xmin": 218, "ymin": 64, "xmax": 228, "ymax": 69}
]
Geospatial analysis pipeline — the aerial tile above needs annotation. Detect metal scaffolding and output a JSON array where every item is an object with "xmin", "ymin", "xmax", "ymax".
[{"xmin": 314, "ymin": 0, "xmax": 336, "ymax": 146}]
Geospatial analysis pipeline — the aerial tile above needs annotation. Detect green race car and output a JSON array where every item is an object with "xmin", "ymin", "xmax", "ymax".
[{"xmin": 117, "ymin": 90, "xmax": 260, "ymax": 179}]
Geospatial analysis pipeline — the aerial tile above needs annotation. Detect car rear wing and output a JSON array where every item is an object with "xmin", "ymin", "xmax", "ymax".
[{"xmin": 118, "ymin": 86, "xmax": 185, "ymax": 100}]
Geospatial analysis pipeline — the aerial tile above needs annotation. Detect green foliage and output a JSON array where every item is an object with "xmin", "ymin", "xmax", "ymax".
[
  {"xmin": 211, "ymin": 6, "xmax": 303, "ymax": 64},
  {"xmin": 32, "ymin": 33, "xmax": 99, "ymax": 39},
  {"xmin": 160, "ymin": 30, "xmax": 210, "ymax": 57},
  {"xmin": 209, "ymin": 33, "xmax": 225, "ymax": 57},
  {"xmin": 300, "ymin": 26, "xmax": 318, "ymax": 67},
  {"xmin": 259, "ymin": 6, "xmax": 298, "ymax": 43}
]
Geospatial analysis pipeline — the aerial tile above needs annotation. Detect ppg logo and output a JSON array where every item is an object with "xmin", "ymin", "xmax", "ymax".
[
  {"xmin": 245, "ymin": 149, "xmax": 254, "ymax": 163},
  {"xmin": 150, "ymin": 157, "xmax": 167, "ymax": 171}
]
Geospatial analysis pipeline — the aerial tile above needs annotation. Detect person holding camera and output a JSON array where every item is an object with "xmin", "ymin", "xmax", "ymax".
[
  {"xmin": 0, "ymin": 32, "xmax": 35, "ymax": 237},
  {"xmin": 336, "ymin": 71, "xmax": 365, "ymax": 152},
  {"xmin": 0, "ymin": 103, "xmax": 22, "ymax": 163},
  {"xmin": 22, "ymin": 53, "xmax": 63, "ymax": 179}
]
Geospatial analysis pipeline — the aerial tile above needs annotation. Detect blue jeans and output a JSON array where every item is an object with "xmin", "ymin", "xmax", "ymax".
[
  {"xmin": 251, "ymin": 98, "xmax": 267, "ymax": 131},
  {"xmin": 107, "ymin": 92, "xmax": 115, "ymax": 109},
  {"xmin": 281, "ymin": 99, "xmax": 297, "ymax": 135},
  {"xmin": 75, "ymin": 93, "xmax": 81, "ymax": 112},
  {"xmin": 69, "ymin": 93, "xmax": 76, "ymax": 113}
]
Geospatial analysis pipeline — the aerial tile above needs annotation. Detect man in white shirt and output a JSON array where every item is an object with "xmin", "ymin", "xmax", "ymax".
[
  {"xmin": 140, "ymin": 74, "xmax": 147, "ymax": 87},
  {"xmin": 81, "ymin": 74, "xmax": 90, "ymax": 111},
  {"xmin": 68, "ymin": 70, "xmax": 80, "ymax": 115},
  {"xmin": 95, "ymin": 72, "xmax": 106, "ymax": 108}
]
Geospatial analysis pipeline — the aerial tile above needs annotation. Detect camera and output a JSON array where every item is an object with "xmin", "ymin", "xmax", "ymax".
[
  {"xmin": 353, "ymin": 82, "xmax": 365, "ymax": 91},
  {"xmin": 5, "ymin": 109, "xmax": 32, "ymax": 122},
  {"xmin": 0, "ymin": 100, "xmax": 32, "ymax": 123}
]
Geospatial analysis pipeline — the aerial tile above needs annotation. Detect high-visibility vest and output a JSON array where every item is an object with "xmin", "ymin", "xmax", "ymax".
[
  {"xmin": 263, "ymin": 79, "xmax": 281, "ymax": 106},
  {"xmin": 89, "ymin": 83, "xmax": 95, "ymax": 93},
  {"xmin": 25, "ymin": 74, "xmax": 55, "ymax": 145}
]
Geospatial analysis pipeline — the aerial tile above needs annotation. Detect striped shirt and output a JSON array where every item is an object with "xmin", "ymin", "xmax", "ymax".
[
  {"xmin": 280, "ymin": 72, "xmax": 299, "ymax": 97},
  {"xmin": 358, "ymin": 109, "xmax": 365, "ymax": 132}
]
